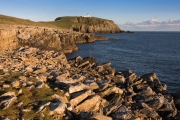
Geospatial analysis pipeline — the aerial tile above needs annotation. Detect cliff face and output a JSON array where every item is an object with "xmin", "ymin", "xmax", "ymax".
[
  {"xmin": 0, "ymin": 25, "xmax": 108, "ymax": 53},
  {"xmin": 55, "ymin": 17, "xmax": 121, "ymax": 33}
]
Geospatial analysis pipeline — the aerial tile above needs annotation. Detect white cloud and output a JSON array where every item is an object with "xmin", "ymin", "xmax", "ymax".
[{"xmin": 120, "ymin": 17, "xmax": 180, "ymax": 31}]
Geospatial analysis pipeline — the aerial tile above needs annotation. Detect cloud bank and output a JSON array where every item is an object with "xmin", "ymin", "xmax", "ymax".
[{"xmin": 120, "ymin": 18, "xmax": 180, "ymax": 31}]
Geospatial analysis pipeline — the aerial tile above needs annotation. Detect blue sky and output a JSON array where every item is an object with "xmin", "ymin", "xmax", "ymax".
[{"xmin": 1, "ymin": 0, "xmax": 180, "ymax": 31}]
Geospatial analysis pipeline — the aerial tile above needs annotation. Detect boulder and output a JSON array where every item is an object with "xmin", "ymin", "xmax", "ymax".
[
  {"xmin": 75, "ymin": 95, "xmax": 101, "ymax": 113},
  {"xmin": 36, "ymin": 101, "xmax": 50, "ymax": 113},
  {"xmin": 90, "ymin": 114, "xmax": 112, "ymax": 120},
  {"xmin": 112, "ymin": 105, "xmax": 133, "ymax": 119},
  {"xmin": 49, "ymin": 100, "xmax": 67, "ymax": 115},
  {"xmin": 11, "ymin": 80, "xmax": 20, "ymax": 88},
  {"xmin": 0, "ymin": 92, "xmax": 17, "ymax": 109},
  {"xmin": 98, "ymin": 86, "xmax": 123, "ymax": 98},
  {"xmin": 34, "ymin": 66, "xmax": 46, "ymax": 74},
  {"xmin": 68, "ymin": 83, "xmax": 88, "ymax": 94},
  {"xmin": 70, "ymin": 90, "xmax": 92, "ymax": 106}
]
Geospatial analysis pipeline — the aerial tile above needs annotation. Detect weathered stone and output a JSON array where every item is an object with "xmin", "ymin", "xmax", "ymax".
[
  {"xmin": 143, "ymin": 94, "xmax": 165, "ymax": 110},
  {"xmin": 34, "ymin": 66, "xmax": 46, "ymax": 74},
  {"xmin": 11, "ymin": 80, "xmax": 20, "ymax": 88},
  {"xmin": 84, "ymin": 81, "xmax": 99, "ymax": 90},
  {"xmin": 98, "ymin": 62, "xmax": 111, "ymax": 69},
  {"xmin": 49, "ymin": 100, "xmax": 67, "ymax": 115},
  {"xmin": 98, "ymin": 86, "xmax": 123, "ymax": 98},
  {"xmin": 140, "ymin": 103, "xmax": 160, "ymax": 119},
  {"xmin": 19, "ymin": 76, "xmax": 27, "ymax": 81},
  {"xmin": 25, "ymin": 66, "xmax": 34, "ymax": 73},
  {"xmin": 104, "ymin": 104, "xmax": 121, "ymax": 115},
  {"xmin": 68, "ymin": 83, "xmax": 88, "ymax": 94},
  {"xmin": 17, "ymin": 101, "xmax": 23, "ymax": 107},
  {"xmin": 90, "ymin": 114, "xmax": 112, "ymax": 120},
  {"xmin": 18, "ymin": 89, "xmax": 23, "ymax": 95},
  {"xmin": 112, "ymin": 105, "xmax": 133, "ymax": 119},
  {"xmin": 51, "ymin": 94, "xmax": 68, "ymax": 103},
  {"xmin": 141, "ymin": 73, "xmax": 159, "ymax": 82},
  {"xmin": 2, "ymin": 84, "xmax": 10, "ymax": 88},
  {"xmin": 55, "ymin": 78, "xmax": 74, "ymax": 84},
  {"xmin": 75, "ymin": 56, "xmax": 83, "ymax": 63},
  {"xmin": 78, "ymin": 61, "xmax": 89, "ymax": 68},
  {"xmin": 0, "ymin": 92, "xmax": 17, "ymax": 109},
  {"xmin": 114, "ymin": 74, "xmax": 126, "ymax": 84},
  {"xmin": 128, "ymin": 73, "xmax": 137, "ymax": 82},
  {"xmin": 70, "ymin": 90, "xmax": 92, "ymax": 106},
  {"xmin": 36, "ymin": 101, "xmax": 50, "ymax": 113},
  {"xmin": 97, "ymin": 79, "xmax": 110, "ymax": 90},
  {"xmin": 75, "ymin": 95, "xmax": 101, "ymax": 113},
  {"xmin": 35, "ymin": 81, "xmax": 44, "ymax": 88},
  {"xmin": 38, "ymin": 75, "xmax": 47, "ymax": 82},
  {"xmin": 74, "ymin": 76, "xmax": 86, "ymax": 83}
]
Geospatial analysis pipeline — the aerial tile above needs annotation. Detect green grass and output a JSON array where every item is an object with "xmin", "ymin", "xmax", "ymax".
[
  {"xmin": 45, "ymin": 20, "xmax": 75, "ymax": 29},
  {"xmin": 0, "ymin": 70, "xmax": 66, "ymax": 119},
  {"xmin": 0, "ymin": 69, "xmax": 5, "ymax": 75},
  {"xmin": 0, "ymin": 14, "xmax": 58, "ymax": 28},
  {"xmin": 0, "ymin": 14, "xmax": 111, "ymax": 30}
]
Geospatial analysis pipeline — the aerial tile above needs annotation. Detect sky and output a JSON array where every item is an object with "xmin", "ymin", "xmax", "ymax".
[{"xmin": 1, "ymin": 0, "xmax": 180, "ymax": 31}]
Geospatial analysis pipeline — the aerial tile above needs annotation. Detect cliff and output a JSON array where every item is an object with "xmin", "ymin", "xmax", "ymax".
[
  {"xmin": 0, "ymin": 14, "xmax": 122, "ymax": 33},
  {"xmin": 54, "ymin": 16, "xmax": 122, "ymax": 33},
  {"xmin": 0, "ymin": 25, "xmax": 108, "ymax": 53}
]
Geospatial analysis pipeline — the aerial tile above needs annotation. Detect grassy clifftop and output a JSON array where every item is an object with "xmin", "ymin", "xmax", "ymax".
[
  {"xmin": 0, "ymin": 14, "xmax": 56, "ymax": 28},
  {"xmin": 52, "ymin": 16, "xmax": 121, "ymax": 33},
  {"xmin": 0, "ymin": 14, "xmax": 121, "ymax": 33}
]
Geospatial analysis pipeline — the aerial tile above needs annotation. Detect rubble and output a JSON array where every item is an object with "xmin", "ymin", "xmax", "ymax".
[{"xmin": 0, "ymin": 47, "xmax": 179, "ymax": 119}]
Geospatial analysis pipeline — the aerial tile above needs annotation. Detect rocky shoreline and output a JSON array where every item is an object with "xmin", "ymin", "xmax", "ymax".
[
  {"xmin": 0, "ymin": 25, "xmax": 108, "ymax": 53},
  {"xmin": 0, "ymin": 47, "xmax": 180, "ymax": 119}
]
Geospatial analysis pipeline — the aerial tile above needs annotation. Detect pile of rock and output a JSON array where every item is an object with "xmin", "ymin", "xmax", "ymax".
[{"xmin": 0, "ymin": 47, "xmax": 179, "ymax": 119}]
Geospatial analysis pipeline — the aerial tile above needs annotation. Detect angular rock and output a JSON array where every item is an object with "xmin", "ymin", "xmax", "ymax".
[
  {"xmin": 34, "ymin": 66, "xmax": 46, "ymax": 74},
  {"xmin": 143, "ymin": 94, "xmax": 165, "ymax": 110},
  {"xmin": 36, "ymin": 101, "xmax": 50, "ymax": 113},
  {"xmin": 68, "ymin": 83, "xmax": 88, "ymax": 94},
  {"xmin": 2, "ymin": 84, "xmax": 10, "ymax": 88},
  {"xmin": 90, "ymin": 114, "xmax": 112, "ymax": 120},
  {"xmin": 140, "ymin": 103, "xmax": 160, "ymax": 119},
  {"xmin": 70, "ymin": 90, "xmax": 92, "ymax": 106},
  {"xmin": 75, "ymin": 56, "xmax": 83, "ymax": 63},
  {"xmin": 49, "ymin": 100, "xmax": 67, "ymax": 115},
  {"xmin": 0, "ymin": 92, "xmax": 17, "ymax": 109},
  {"xmin": 98, "ymin": 86, "xmax": 123, "ymax": 98},
  {"xmin": 75, "ymin": 95, "xmax": 101, "ymax": 113},
  {"xmin": 84, "ymin": 81, "xmax": 99, "ymax": 90},
  {"xmin": 112, "ymin": 105, "xmax": 133, "ymax": 119},
  {"xmin": 35, "ymin": 81, "xmax": 44, "ymax": 88},
  {"xmin": 11, "ymin": 80, "xmax": 20, "ymax": 88},
  {"xmin": 104, "ymin": 104, "xmax": 121, "ymax": 115},
  {"xmin": 114, "ymin": 74, "xmax": 126, "ymax": 84},
  {"xmin": 51, "ymin": 94, "xmax": 69, "ymax": 103}
]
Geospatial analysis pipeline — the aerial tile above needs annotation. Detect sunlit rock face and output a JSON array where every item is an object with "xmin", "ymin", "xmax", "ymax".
[{"xmin": 0, "ymin": 25, "xmax": 108, "ymax": 53}]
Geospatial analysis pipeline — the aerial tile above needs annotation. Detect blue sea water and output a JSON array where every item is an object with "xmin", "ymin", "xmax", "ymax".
[{"xmin": 66, "ymin": 32, "xmax": 180, "ymax": 92}]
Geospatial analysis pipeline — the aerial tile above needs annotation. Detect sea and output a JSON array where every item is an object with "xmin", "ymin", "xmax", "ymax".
[{"xmin": 66, "ymin": 32, "xmax": 180, "ymax": 93}]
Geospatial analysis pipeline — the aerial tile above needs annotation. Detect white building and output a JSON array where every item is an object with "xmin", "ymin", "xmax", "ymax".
[{"xmin": 83, "ymin": 13, "xmax": 91, "ymax": 17}]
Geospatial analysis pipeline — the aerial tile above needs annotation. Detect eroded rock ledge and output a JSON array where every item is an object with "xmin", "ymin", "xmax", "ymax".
[
  {"xmin": 0, "ymin": 47, "xmax": 180, "ymax": 119},
  {"xmin": 0, "ymin": 25, "xmax": 108, "ymax": 53}
]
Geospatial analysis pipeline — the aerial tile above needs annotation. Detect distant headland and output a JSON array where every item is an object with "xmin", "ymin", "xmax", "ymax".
[{"xmin": 0, "ymin": 14, "xmax": 133, "ymax": 33}]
